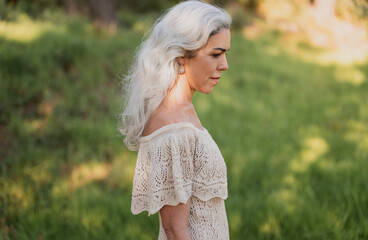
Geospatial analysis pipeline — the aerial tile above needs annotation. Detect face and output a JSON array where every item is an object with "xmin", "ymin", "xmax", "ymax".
[{"xmin": 184, "ymin": 28, "xmax": 231, "ymax": 94}]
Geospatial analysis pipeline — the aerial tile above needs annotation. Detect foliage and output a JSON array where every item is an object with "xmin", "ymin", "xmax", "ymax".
[
  {"xmin": 2, "ymin": 0, "xmax": 368, "ymax": 25},
  {"xmin": 336, "ymin": 0, "xmax": 368, "ymax": 22},
  {"xmin": 1, "ymin": 7, "xmax": 368, "ymax": 240},
  {"xmin": 226, "ymin": 3, "xmax": 254, "ymax": 29},
  {"xmin": 0, "ymin": 0, "xmax": 63, "ymax": 20},
  {"xmin": 123, "ymin": 0, "xmax": 176, "ymax": 12}
]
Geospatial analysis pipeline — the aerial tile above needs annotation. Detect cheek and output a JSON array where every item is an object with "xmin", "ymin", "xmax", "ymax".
[{"xmin": 191, "ymin": 57, "xmax": 214, "ymax": 76}]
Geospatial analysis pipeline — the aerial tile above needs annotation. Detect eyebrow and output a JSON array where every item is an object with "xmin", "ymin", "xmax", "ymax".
[{"xmin": 213, "ymin": 47, "xmax": 230, "ymax": 52}]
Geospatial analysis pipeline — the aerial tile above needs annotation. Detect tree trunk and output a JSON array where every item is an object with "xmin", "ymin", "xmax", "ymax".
[
  {"xmin": 87, "ymin": 0, "xmax": 118, "ymax": 33},
  {"xmin": 65, "ymin": 0, "xmax": 78, "ymax": 15}
]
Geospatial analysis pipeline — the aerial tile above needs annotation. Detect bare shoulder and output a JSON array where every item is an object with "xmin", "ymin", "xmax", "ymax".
[
  {"xmin": 143, "ymin": 109, "xmax": 174, "ymax": 136},
  {"xmin": 143, "ymin": 103, "xmax": 202, "ymax": 136}
]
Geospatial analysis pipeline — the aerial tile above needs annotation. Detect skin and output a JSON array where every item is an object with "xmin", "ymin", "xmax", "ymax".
[{"xmin": 143, "ymin": 28, "xmax": 231, "ymax": 240}]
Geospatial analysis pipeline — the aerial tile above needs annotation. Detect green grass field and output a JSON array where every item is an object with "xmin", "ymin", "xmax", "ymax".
[{"xmin": 1, "ymin": 11, "xmax": 368, "ymax": 240}]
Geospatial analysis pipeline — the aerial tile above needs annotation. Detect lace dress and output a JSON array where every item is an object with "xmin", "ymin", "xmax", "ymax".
[{"xmin": 131, "ymin": 122, "xmax": 229, "ymax": 240}]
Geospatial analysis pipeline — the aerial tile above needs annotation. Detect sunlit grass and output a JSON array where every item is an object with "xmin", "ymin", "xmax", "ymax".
[
  {"xmin": 334, "ymin": 66, "xmax": 366, "ymax": 86},
  {"xmin": 241, "ymin": 8, "xmax": 368, "ymax": 67},
  {"xmin": 290, "ymin": 136, "xmax": 329, "ymax": 173},
  {"xmin": 0, "ymin": 13, "xmax": 65, "ymax": 42}
]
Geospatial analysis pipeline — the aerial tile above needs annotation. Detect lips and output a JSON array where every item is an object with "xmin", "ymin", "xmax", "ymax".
[{"xmin": 211, "ymin": 77, "xmax": 220, "ymax": 84}]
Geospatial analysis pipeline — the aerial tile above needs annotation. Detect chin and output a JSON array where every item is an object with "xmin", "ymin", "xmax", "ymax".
[{"xmin": 199, "ymin": 88, "xmax": 214, "ymax": 94}]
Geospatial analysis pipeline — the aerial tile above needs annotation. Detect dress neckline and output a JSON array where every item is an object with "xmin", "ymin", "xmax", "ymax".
[{"xmin": 140, "ymin": 122, "xmax": 206, "ymax": 143}]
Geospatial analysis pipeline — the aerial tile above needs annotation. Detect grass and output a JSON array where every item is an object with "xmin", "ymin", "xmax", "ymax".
[{"xmin": 1, "ymin": 9, "xmax": 368, "ymax": 240}]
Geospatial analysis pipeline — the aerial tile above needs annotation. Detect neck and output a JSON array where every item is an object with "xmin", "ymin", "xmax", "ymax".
[{"xmin": 165, "ymin": 75, "xmax": 195, "ymax": 106}]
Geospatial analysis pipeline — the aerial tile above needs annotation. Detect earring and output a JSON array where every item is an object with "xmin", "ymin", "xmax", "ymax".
[{"xmin": 179, "ymin": 66, "xmax": 185, "ymax": 75}]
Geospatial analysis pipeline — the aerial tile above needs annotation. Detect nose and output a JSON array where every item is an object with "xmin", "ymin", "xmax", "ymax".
[{"xmin": 218, "ymin": 55, "xmax": 228, "ymax": 71}]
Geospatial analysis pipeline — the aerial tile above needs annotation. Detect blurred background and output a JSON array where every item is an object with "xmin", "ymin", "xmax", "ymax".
[{"xmin": 1, "ymin": 0, "xmax": 368, "ymax": 239}]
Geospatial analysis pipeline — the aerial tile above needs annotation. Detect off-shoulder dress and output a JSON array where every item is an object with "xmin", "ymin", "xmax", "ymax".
[{"xmin": 131, "ymin": 122, "xmax": 229, "ymax": 240}]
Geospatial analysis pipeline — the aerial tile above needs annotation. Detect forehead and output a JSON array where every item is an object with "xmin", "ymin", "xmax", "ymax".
[{"xmin": 204, "ymin": 29, "xmax": 231, "ymax": 50}]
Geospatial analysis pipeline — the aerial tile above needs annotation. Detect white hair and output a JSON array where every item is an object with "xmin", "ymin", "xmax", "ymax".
[{"xmin": 120, "ymin": 0, "xmax": 231, "ymax": 150}]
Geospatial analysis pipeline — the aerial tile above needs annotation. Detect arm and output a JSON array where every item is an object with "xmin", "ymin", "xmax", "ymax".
[{"xmin": 160, "ymin": 199, "xmax": 191, "ymax": 240}]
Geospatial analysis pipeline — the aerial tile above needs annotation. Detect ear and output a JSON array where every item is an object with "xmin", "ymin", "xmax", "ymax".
[{"xmin": 177, "ymin": 56, "xmax": 185, "ymax": 66}]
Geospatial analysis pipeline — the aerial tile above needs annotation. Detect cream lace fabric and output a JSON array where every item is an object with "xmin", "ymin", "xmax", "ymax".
[{"xmin": 131, "ymin": 122, "xmax": 229, "ymax": 240}]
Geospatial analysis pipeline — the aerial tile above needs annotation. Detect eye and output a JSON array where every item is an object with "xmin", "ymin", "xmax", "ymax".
[{"xmin": 212, "ymin": 53, "xmax": 221, "ymax": 58}]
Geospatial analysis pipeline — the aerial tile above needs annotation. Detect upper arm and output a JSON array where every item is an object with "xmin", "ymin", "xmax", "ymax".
[{"xmin": 160, "ymin": 199, "xmax": 191, "ymax": 238}]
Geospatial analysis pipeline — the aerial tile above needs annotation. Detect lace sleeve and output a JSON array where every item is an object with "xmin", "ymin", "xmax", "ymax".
[{"xmin": 131, "ymin": 128, "xmax": 196, "ymax": 216}]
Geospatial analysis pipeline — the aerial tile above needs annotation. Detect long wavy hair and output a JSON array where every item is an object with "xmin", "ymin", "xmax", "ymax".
[{"xmin": 120, "ymin": 0, "xmax": 231, "ymax": 150}]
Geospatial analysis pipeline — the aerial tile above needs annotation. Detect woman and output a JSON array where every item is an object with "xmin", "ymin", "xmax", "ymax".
[{"xmin": 121, "ymin": 1, "xmax": 231, "ymax": 239}]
